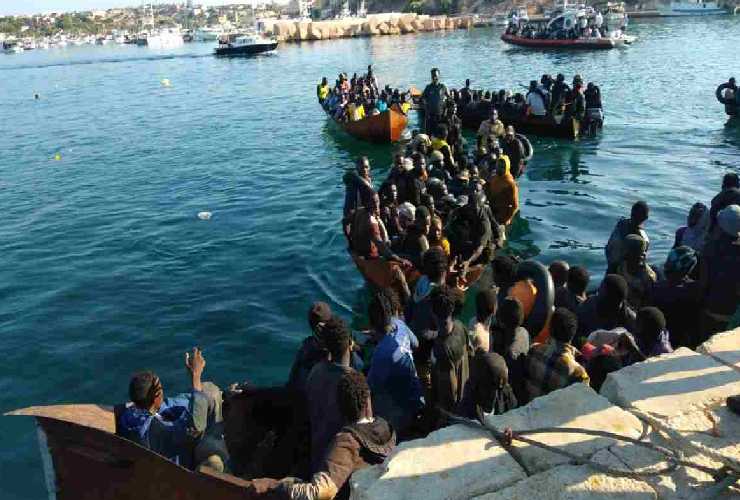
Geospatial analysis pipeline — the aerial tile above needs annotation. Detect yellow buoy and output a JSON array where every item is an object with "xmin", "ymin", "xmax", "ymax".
[{"xmin": 53, "ymin": 153, "xmax": 62, "ymax": 161}]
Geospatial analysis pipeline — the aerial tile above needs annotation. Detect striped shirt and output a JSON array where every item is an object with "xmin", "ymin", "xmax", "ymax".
[{"xmin": 525, "ymin": 339, "xmax": 590, "ymax": 400}]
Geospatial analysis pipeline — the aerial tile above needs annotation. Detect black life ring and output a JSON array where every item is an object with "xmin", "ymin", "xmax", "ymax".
[
  {"xmin": 515, "ymin": 260, "xmax": 554, "ymax": 338},
  {"xmin": 716, "ymin": 83, "xmax": 733, "ymax": 105}
]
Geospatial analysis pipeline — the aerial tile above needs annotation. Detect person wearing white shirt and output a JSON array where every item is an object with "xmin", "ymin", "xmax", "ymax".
[{"xmin": 525, "ymin": 80, "xmax": 547, "ymax": 117}]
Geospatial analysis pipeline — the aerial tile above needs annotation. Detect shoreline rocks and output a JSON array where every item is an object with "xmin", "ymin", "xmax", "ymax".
[
  {"xmin": 352, "ymin": 330, "xmax": 740, "ymax": 499},
  {"xmin": 261, "ymin": 14, "xmax": 475, "ymax": 43}
]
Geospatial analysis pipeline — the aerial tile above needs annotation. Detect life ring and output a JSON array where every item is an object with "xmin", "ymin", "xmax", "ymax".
[
  {"xmin": 513, "ymin": 260, "xmax": 554, "ymax": 338},
  {"xmin": 716, "ymin": 83, "xmax": 733, "ymax": 105},
  {"xmin": 516, "ymin": 133, "xmax": 534, "ymax": 161}
]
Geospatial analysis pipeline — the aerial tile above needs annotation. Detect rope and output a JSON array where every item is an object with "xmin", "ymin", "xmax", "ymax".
[{"xmin": 440, "ymin": 409, "xmax": 737, "ymax": 484}]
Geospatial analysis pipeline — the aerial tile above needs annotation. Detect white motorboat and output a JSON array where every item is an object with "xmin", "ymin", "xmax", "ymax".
[
  {"xmin": 214, "ymin": 33, "xmax": 278, "ymax": 56},
  {"xmin": 2, "ymin": 40, "xmax": 23, "ymax": 53},
  {"xmin": 658, "ymin": 0, "xmax": 727, "ymax": 15}
]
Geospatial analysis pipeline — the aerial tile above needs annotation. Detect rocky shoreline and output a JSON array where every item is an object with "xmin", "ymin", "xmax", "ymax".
[
  {"xmin": 260, "ymin": 14, "xmax": 478, "ymax": 43},
  {"xmin": 350, "ymin": 328, "xmax": 740, "ymax": 499}
]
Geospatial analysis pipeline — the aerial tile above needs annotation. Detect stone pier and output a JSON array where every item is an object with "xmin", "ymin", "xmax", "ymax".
[
  {"xmin": 351, "ymin": 328, "xmax": 740, "ymax": 499},
  {"xmin": 260, "ymin": 14, "xmax": 475, "ymax": 43}
]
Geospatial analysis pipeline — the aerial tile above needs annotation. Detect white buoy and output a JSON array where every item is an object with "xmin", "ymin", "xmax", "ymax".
[
  {"xmin": 197, "ymin": 211, "xmax": 212, "ymax": 220},
  {"xmin": 161, "ymin": 78, "xmax": 171, "ymax": 87}
]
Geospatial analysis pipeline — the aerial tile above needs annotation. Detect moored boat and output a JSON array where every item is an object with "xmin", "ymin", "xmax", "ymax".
[
  {"xmin": 328, "ymin": 107, "xmax": 409, "ymax": 143},
  {"xmin": 214, "ymin": 33, "xmax": 278, "ymax": 56},
  {"xmin": 658, "ymin": 0, "xmax": 727, "ymax": 16},
  {"xmin": 2, "ymin": 40, "xmax": 23, "ymax": 53}
]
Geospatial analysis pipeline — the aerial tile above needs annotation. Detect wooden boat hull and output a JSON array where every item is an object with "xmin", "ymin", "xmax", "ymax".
[
  {"xmin": 459, "ymin": 106, "xmax": 580, "ymax": 140},
  {"xmin": 6, "ymin": 402, "xmax": 283, "ymax": 500},
  {"xmin": 330, "ymin": 108, "xmax": 408, "ymax": 143},
  {"xmin": 350, "ymin": 251, "xmax": 485, "ymax": 292},
  {"xmin": 501, "ymin": 33, "xmax": 618, "ymax": 50}
]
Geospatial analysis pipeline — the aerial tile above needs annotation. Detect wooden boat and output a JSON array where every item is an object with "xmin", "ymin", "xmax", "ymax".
[
  {"xmin": 328, "ymin": 106, "xmax": 408, "ymax": 143},
  {"xmin": 6, "ymin": 386, "xmax": 306, "ymax": 500},
  {"xmin": 500, "ymin": 112, "xmax": 580, "ymax": 140},
  {"xmin": 350, "ymin": 251, "xmax": 486, "ymax": 293},
  {"xmin": 460, "ymin": 105, "xmax": 580, "ymax": 140},
  {"xmin": 501, "ymin": 33, "xmax": 620, "ymax": 49}
]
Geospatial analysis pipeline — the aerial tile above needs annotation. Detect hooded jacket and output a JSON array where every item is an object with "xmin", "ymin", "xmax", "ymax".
[{"xmin": 280, "ymin": 418, "xmax": 396, "ymax": 500}]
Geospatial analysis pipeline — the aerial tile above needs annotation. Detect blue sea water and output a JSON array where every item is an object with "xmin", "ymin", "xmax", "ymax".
[{"xmin": 0, "ymin": 16, "xmax": 738, "ymax": 499}]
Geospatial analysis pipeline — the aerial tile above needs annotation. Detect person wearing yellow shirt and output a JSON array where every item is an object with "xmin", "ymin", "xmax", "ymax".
[
  {"xmin": 347, "ymin": 98, "xmax": 366, "ymax": 122},
  {"xmin": 430, "ymin": 124, "xmax": 450, "ymax": 151},
  {"xmin": 317, "ymin": 77, "xmax": 330, "ymax": 104}
]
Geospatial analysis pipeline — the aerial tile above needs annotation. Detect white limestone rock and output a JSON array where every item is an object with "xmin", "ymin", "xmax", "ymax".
[
  {"xmin": 600, "ymin": 347, "xmax": 740, "ymax": 419},
  {"xmin": 472, "ymin": 462, "xmax": 656, "ymax": 500},
  {"xmin": 349, "ymin": 424, "xmax": 526, "ymax": 500},
  {"xmin": 697, "ymin": 328, "xmax": 740, "ymax": 371},
  {"xmin": 483, "ymin": 383, "xmax": 643, "ymax": 473}
]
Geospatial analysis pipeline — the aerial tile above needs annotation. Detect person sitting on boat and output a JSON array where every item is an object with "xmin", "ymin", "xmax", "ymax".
[
  {"xmin": 525, "ymin": 80, "xmax": 548, "ymax": 117},
  {"xmin": 317, "ymin": 77, "xmax": 330, "ymax": 105},
  {"xmin": 351, "ymin": 193, "xmax": 413, "ymax": 270},
  {"xmin": 340, "ymin": 73, "xmax": 350, "ymax": 94},
  {"xmin": 477, "ymin": 108, "xmax": 505, "ymax": 146},
  {"xmin": 428, "ymin": 215, "xmax": 451, "ymax": 257},
  {"xmin": 379, "ymin": 184, "xmax": 404, "ymax": 243},
  {"xmin": 399, "ymin": 93, "xmax": 411, "ymax": 115},
  {"xmin": 118, "ymin": 348, "xmax": 226, "ymax": 470},
  {"xmin": 347, "ymin": 96, "xmax": 365, "ymax": 122},
  {"xmin": 482, "ymin": 138, "xmax": 511, "ymax": 178},
  {"xmin": 447, "ymin": 189, "xmax": 494, "ymax": 269},
  {"xmin": 398, "ymin": 206, "xmax": 431, "ymax": 270},
  {"xmin": 422, "ymin": 68, "xmax": 449, "ymax": 135},
  {"xmin": 275, "ymin": 370, "xmax": 396, "ymax": 500}
]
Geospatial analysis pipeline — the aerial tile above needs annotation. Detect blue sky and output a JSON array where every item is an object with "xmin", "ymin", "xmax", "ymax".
[{"xmin": 0, "ymin": 1, "xmax": 275, "ymax": 17}]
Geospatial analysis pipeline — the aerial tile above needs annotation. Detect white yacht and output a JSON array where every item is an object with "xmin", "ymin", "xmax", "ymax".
[{"xmin": 658, "ymin": 0, "xmax": 727, "ymax": 15}]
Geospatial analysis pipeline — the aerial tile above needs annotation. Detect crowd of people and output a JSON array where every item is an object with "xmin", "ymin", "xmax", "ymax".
[
  {"xmin": 317, "ymin": 65, "xmax": 411, "ymax": 123},
  {"xmin": 420, "ymin": 68, "xmax": 603, "ymax": 139},
  {"xmin": 507, "ymin": 9, "xmax": 623, "ymax": 41},
  {"xmin": 114, "ymin": 71, "xmax": 739, "ymax": 500}
]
